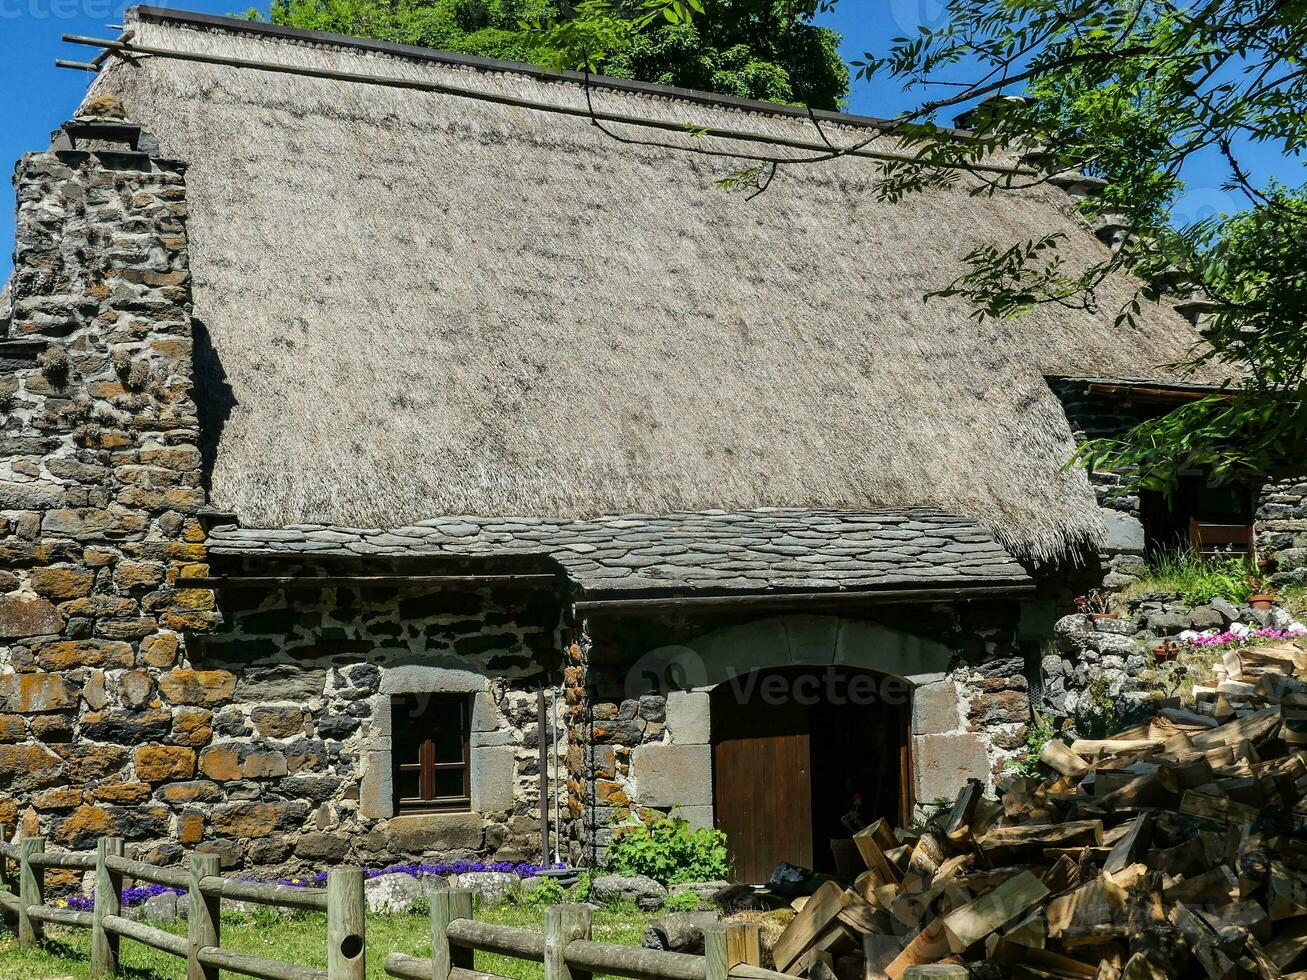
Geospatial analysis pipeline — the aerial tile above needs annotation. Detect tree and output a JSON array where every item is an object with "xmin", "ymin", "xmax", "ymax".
[
  {"xmin": 540, "ymin": 0, "xmax": 1307, "ymax": 496},
  {"xmin": 250, "ymin": 0, "xmax": 849, "ymax": 108}
]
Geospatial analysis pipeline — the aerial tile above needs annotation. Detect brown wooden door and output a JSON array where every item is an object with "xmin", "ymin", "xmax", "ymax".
[{"xmin": 711, "ymin": 677, "xmax": 813, "ymax": 883}]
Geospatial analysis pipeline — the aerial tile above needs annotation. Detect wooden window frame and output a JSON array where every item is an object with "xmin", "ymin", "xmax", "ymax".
[{"xmin": 391, "ymin": 694, "xmax": 472, "ymax": 815}]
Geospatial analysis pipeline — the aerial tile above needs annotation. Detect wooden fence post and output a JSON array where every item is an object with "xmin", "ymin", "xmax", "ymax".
[
  {"xmin": 187, "ymin": 851, "xmax": 221, "ymax": 980},
  {"xmin": 544, "ymin": 903, "xmax": 592, "ymax": 980},
  {"xmin": 704, "ymin": 925, "xmax": 729, "ymax": 980},
  {"xmin": 724, "ymin": 922, "xmax": 761, "ymax": 969},
  {"xmin": 0, "ymin": 823, "xmax": 9, "ymax": 895},
  {"xmin": 92, "ymin": 837, "xmax": 124, "ymax": 977},
  {"xmin": 18, "ymin": 835, "xmax": 44, "ymax": 946},
  {"xmin": 327, "ymin": 867, "xmax": 366, "ymax": 980}
]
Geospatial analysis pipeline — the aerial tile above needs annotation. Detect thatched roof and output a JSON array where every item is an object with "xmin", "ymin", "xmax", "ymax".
[{"xmin": 81, "ymin": 7, "xmax": 1219, "ymax": 566}]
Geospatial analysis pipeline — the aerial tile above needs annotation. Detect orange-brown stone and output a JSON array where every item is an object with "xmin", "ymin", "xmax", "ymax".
[
  {"xmin": 35, "ymin": 639, "xmax": 133, "ymax": 670},
  {"xmin": 139, "ymin": 633, "xmax": 180, "ymax": 668},
  {"xmin": 211, "ymin": 802, "xmax": 279, "ymax": 838},
  {"xmin": 29, "ymin": 566, "xmax": 95, "ymax": 600},
  {"xmin": 171, "ymin": 707, "xmax": 212, "ymax": 747},
  {"xmin": 198, "ymin": 745, "xmax": 242, "ymax": 781},
  {"xmin": 177, "ymin": 811, "xmax": 204, "ymax": 845},
  {"xmin": 134, "ymin": 745, "xmax": 196, "ymax": 783},
  {"xmin": 56, "ymin": 744, "xmax": 128, "ymax": 784},
  {"xmin": 53, "ymin": 805, "xmax": 111, "ymax": 848},
  {"xmin": 0, "ymin": 672, "xmax": 73, "ymax": 712},
  {"xmin": 93, "ymin": 781, "xmax": 153, "ymax": 804},
  {"xmin": 0, "ymin": 744, "xmax": 64, "ymax": 791},
  {"xmin": 32, "ymin": 787, "xmax": 83, "ymax": 811},
  {"xmin": 113, "ymin": 560, "xmax": 165, "ymax": 591},
  {"xmin": 158, "ymin": 669, "xmax": 235, "ymax": 706},
  {"xmin": 159, "ymin": 780, "xmax": 222, "ymax": 804},
  {"xmin": 0, "ymin": 716, "xmax": 24, "ymax": 742}
]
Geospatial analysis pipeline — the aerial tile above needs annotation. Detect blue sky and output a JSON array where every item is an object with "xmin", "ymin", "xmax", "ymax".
[{"xmin": 0, "ymin": 1, "xmax": 1301, "ymax": 282}]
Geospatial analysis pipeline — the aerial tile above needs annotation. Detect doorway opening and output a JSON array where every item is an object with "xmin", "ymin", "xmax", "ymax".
[{"xmin": 709, "ymin": 665, "xmax": 911, "ymax": 883}]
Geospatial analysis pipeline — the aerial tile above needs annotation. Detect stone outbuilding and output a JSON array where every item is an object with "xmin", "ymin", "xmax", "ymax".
[{"xmin": 0, "ymin": 6, "xmax": 1302, "ymax": 881}]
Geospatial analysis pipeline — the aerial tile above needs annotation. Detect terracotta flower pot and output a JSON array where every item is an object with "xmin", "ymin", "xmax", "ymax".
[
  {"xmin": 1249, "ymin": 594, "xmax": 1276, "ymax": 610},
  {"xmin": 1090, "ymin": 613, "xmax": 1119, "ymax": 621}
]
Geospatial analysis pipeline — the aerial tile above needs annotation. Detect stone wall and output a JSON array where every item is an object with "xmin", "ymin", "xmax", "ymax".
[
  {"xmin": 1053, "ymin": 379, "xmax": 1307, "ymax": 589},
  {"xmin": 1258, "ymin": 479, "xmax": 1307, "ymax": 586},
  {"xmin": 183, "ymin": 557, "xmax": 570, "ymax": 869},
  {"xmin": 563, "ymin": 603, "xmax": 1034, "ymax": 864},
  {"xmin": 0, "ymin": 111, "xmax": 221, "ymax": 859}
]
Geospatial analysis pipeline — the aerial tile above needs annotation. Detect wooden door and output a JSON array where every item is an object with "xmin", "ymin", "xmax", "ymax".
[{"xmin": 711, "ymin": 677, "xmax": 813, "ymax": 883}]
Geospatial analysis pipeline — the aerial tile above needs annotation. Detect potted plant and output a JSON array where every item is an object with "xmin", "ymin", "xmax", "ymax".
[
  {"xmin": 1248, "ymin": 591, "xmax": 1277, "ymax": 610},
  {"xmin": 1075, "ymin": 588, "xmax": 1118, "ymax": 620}
]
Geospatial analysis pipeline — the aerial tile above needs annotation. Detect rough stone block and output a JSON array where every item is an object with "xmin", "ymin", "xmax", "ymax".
[
  {"xmin": 0, "ymin": 595, "xmax": 62, "ymax": 638},
  {"xmin": 631, "ymin": 743, "xmax": 712, "ymax": 808},
  {"xmin": 158, "ymin": 669, "xmax": 237, "ymax": 706},
  {"xmin": 665, "ymin": 690, "xmax": 710, "ymax": 745},
  {"xmin": 134, "ymin": 745, "xmax": 196, "ymax": 783},
  {"xmin": 471, "ymin": 691, "xmax": 507, "ymax": 732},
  {"xmin": 913, "ymin": 732, "xmax": 990, "ymax": 805},
  {"xmin": 234, "ymin": 666, "xmax": 327, "ymax": 703},
  {"xmin": 471, "ymin": 745, "xmax": 517, "ymax": 813},
  {"xmin": 387, "ymin": 812, "xmax": 484, "ymax": 853},
  {"xmin": 1101, "ymin": 508, "xmax": 1146, "ymax": 554},
  {"xmin": 360, "ymin": 750, "xmax": 394, "ymax": 820},
  {"xmin": 0, "ymin": 672, "xmax": 73, "ymax": 713},
  {"xmin": 912, "ymin": 680, "xmax": 961, "ymax": 735},
  {"xmin": 674, "ymin": 805, "xmax": 714, "ymax": 832},
  {"xmin": 381, "ymin": 666, "xmax": 487, "ymax": 695}
]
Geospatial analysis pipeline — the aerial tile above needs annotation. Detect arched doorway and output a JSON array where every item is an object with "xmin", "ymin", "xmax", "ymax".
[{"xmin": 710, "ymin": 664, "xmax": 910, "ymax": 883}]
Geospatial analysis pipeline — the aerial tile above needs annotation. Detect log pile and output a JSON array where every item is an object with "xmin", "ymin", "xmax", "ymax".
[{"xmin": 770, "ymin": 641, "xmax": 1307, "ymax": 980}]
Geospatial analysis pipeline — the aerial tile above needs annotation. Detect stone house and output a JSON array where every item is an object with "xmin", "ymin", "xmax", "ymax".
[{"xmin": 0, "ymin": 7, "xmax": 1302, "ymax": 881}]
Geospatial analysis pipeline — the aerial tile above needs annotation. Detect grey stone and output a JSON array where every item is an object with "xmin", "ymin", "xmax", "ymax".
[
  {"xmin": 234, "ymin": 666, "xmax": 327, "ymax": 703},
  {"xmin": 913, "ymin": 732, "xmax": 990, "ymax": 804},
  {"xmin": 911, "ymin": 680, "xmax": 960, "ymax": 735},
  {"xmin": 1208, "ymin": 597, "xmax": 1241, "ymax": 624},
  {"xmin": 388, "ymin": 813, "xmax": 484, "ymax": 853},
  {"xmin": 631, "ymin": 743, "xmax": 713, "ymax": 808},
  {"xmin": 143, "ymin": 891, "xmax": 180, "ymax": 922},
  {"xmin": 452, "ymin": 871, "xmax": 520, "ymax": 905},
  {"xmin": 591, "ymin": 873, "xmax": 668, "ymax": 911},
  {"xmin": 1101, "ymin": 509, "xmax": 1146, "ymax": 554},
  {"xmin": 642, "ymin": 910, "xmax": 721, "ymax": 952},
  {"xmin": 1054, "ymin": 614, "xmax": 1093, "ymax": 654},
  {"xmin": 471, "ymin": 745, "xmax": 516, "ymax": 813},
  {"xmin": 1085, "ymin": 633, "xmax": 1143, "ymax": 659},
  {"xmin": 1189, "ymin": 606, "xmax": 1225, "ymax": 630},
  {"xmin": 1145, "ymin": 610, "xmax": 1193, "ymax": 634},
  {"xmin": 365, "ymin": 872, "xmax": 425, "ymax": 914},
  {"xmin": 666, "ymin": 690, "xmax": 710, "ymax": 744},
  {"xmin": 381, "ymin": 666, "xmax": 487, "ymax": 695}
]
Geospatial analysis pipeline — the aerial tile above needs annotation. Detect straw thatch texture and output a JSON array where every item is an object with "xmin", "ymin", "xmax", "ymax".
[{"xmin": 83, "ymin": 10, "xmax": 1221, "ymax": 566}]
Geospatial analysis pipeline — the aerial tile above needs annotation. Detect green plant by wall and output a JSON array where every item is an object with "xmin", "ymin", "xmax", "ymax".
[
  {"xmin": 1075, "ymin": 674, "xmax": 1122, "ymax": 739},
  {"xmin": 523, "ymin": 876, "xmax": 564, "ymax": 907},
  {"xmin": 1129, "ymin": 549, "xmax": 1264, "ymax": 606},
  {"xmin": 606, "ymin": 813, "xmax": 729, "ymax": 886},
  {"xmin": 1005, "ymin": 718, "xmax": 1055, "ymax": 779}
]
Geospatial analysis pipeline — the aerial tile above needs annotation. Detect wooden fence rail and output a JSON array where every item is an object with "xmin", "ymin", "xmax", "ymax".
[
  {"xmin": 0, "ymin": 824, "xmax": 791, "ymax": 980},
  {"xmin": 0, "ymin": 823, "xmax": 364, "ymax": 979},
  {"xmin": 383, "ymin": 887, "xmax": 792, "ymax": 980}
]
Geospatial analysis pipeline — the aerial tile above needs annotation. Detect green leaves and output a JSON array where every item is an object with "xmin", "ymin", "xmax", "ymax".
[{"xmin": 606, "ymin": 813, "xmax": 730, "ymax": 886}]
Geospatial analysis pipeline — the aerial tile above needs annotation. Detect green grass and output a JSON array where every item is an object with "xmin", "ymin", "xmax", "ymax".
[
  {"xmin": 1125, "ymin": 548, "xmax": 1263, "ymax": 607},
  {"xmin": 0, "ymin": 900, "xmax": 657, "ymax": 980}
]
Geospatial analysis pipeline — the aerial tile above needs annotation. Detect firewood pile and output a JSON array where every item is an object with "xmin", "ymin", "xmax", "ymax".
[{"xmin": 770, "ymin": 641, "xmax": 1307, "ymax": 980}]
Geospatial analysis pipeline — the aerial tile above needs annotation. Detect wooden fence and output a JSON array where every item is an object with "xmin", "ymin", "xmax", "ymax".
[
  {"xmin": 0, "ymin": 827, "xmax": 363, "ymax": 979},
  {"xmin": 0, "ymin": 827, "xmax": 791, "ymax": 980}
]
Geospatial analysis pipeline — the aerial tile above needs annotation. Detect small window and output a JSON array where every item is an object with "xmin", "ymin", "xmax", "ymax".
[
  {"xmin": 1140, "ymin": 476, "xmax": 1256, "ymax": 559},
  {"xmin": 392, "ymin": 694, "xmax": 471, "ymax": 814}
]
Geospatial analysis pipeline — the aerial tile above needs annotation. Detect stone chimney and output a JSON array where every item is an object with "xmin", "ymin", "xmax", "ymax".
[{"xmin": 0, "ymin": 98, "xmax": 220, "ymax": 848}]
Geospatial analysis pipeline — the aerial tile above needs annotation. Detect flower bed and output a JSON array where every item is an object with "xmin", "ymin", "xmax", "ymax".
[{"xmin": 1179, "ymin": 623, "xmax": 1307, "ymax": 650}]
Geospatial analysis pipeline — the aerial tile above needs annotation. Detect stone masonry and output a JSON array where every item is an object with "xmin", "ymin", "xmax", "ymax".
[{"xmin": 0, "ymin": 107, "xmax": 220, "ymax": 857}]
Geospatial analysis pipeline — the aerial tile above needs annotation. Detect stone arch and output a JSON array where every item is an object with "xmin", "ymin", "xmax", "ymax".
[{"xmin": 628, "ymin": 615, "xmax": 973, "ymax": 840}]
